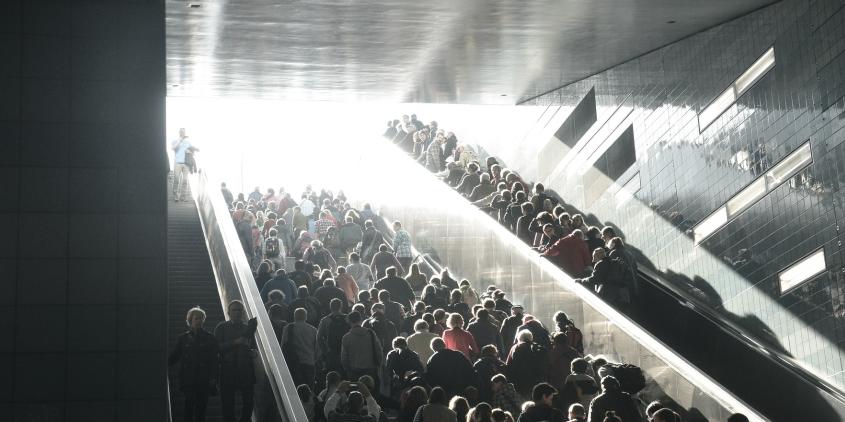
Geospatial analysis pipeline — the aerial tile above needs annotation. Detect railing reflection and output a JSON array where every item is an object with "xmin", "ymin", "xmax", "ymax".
[{"xmin": 188, "ymin": 169, "xmax": 307, "ymax": 422}]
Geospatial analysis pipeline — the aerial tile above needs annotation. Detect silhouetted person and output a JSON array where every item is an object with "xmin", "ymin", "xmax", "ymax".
[
  {"xmin": 371, "ymin": 244, "xmax": 404, "ymax": 280},
  {"xmin": 221, "ymin": 182, "xmax": 234, "ymax": 207},
  {"xmin": 317, "ymin": 298, "xmax": 350, "ymax": 375},
  {"xmin": 473, "ymin": 345, "xmax": 506, "ymax": 402},
  {"xmin": 414, "ymin": 386, "xmax": 458, "ymax": 422},
  {"xmin": 289, "ymin": 285, "xmax": 321, "ymax": 326},
  {"xmin": 314, "ymin": 278, "xmax": 348, "ymax": 317},
  {"xmin": 215, "ymin": 301, "xmax": 257, "ymax": 422},
  {"xmin": 426, "ymin": 337, "xmax": 474, "ymax": 397},
  {"xmin": 341, "ymin": 311, "xmax": 383, "ymax": 386},
  {"xmin": 385, "ymin": 336, "xmax": 424, "ymax": 393},
  {"xmin": 587, "ymin": 376, "xmax": 642, "ymax": 422},
  {"xmin": 506, "ymin": 329, "xmax": 547, "ymax": 398},
  {"xmin": 374, "ymin": 266, "xmax": 415, "ymax": 309},
  {"xmin": 282, "ymin": 307, "xmax": 318, "ymax": 390},
  {"xmin": 468, "ymin": 309, "xmax": 504, "ymax": 352},
  {"xmin": 169, "ymin": 307, "xmax": 219, "ymax": 422},
  {"xmin": 518, "ymin": 383, "xmax": 565, "ymax": 422}
]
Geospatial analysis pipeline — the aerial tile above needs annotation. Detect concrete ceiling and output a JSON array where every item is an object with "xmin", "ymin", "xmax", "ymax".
[{"xmin": 166, "ymin": 0, "xmax": 776, "ymax": 104}]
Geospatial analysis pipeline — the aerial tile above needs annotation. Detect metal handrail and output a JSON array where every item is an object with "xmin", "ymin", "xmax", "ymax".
[
  {"xmin": 188, "ymin": 167, "xmax": 308, "ymax": 422},
  {"xmin": 636, "ymin": 265, "xmax": 845, "ymax": 407}
]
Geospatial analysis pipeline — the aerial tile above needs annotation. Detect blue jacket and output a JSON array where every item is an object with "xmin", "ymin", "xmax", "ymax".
[{"xmin": 260, "ymin": 275, "xmax": 297, "ymax": 304}]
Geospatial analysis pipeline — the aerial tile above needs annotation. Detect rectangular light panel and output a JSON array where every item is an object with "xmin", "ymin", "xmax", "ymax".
[
  {"xmin": 699, "ymin": 46, "xmax": 775, "ymax": 132},
  {"xmin": 694, "ymin": 206, "xmax": 727, "ymax": 244},
  {"xmin": 734, "ymin": 47, "xmax": 776, "ymax": 94},
  {"xmin": 698, "ymin": 87, "xmax": 737, "ymax": 131},
  {"xmin": 779, "ymin": 248, "xmax": 826, "ymax": 294},
  {"xmin": 766, "ymin": 142, "xmax": 812, "ymax": 185},
  {"xmin": 726, "ymin": 177, "xmax": 767, "ymax": 217}
]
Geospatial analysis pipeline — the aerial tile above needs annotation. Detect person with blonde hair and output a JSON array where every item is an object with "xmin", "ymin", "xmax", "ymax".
[{"xmin": 443, "ymin": 313, "xmax": 479, "ymax": 361}]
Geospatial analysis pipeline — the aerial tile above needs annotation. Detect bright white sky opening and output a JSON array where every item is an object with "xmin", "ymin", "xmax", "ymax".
[{"xmin": 166, "ymin": 97, "xmax": 544, "ymax": 207}]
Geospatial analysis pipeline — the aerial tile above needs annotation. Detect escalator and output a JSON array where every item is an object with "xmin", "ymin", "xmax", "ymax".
[
  {"xmin": 632, "ymin": 267, "xmax": 845, "ymax": 421},
  {"xmin": 166, "ymin": 173, "xmax": 308, "ymax": 422},
  {"xmin": 170, "ymin": 150, "xmax": 844, "ymax": 421},
  {"xmin": 167, "ymin": 182, "xmax": 226, "ymax": 422}
]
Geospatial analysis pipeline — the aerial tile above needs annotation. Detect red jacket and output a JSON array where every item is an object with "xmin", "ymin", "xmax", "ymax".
[
  {"xmin": 541, "ymin": 233, "xmax": 591, "ymax": 277},
  {"xmin": 442, "ymin": 327, "xmax": 479, "ymax": 361}
]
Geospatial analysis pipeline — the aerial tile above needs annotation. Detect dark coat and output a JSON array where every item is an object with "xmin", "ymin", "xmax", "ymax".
[
  {"xmin": 314, "ymin": 285, "xmax": 348, "ymax": 316},
  {"xmin": 364, "ymin": 316, "xmax": 398, "ymax": 355},
  {"xmin": 506, "ymin": 342, "xmax": 548, "ymax": 397},
  {"xmin": 500, "ymin": 315, "xmax": 523, "ymax": 349},
  {"xmin": 169, "ymin": 328, "xmax": 219, "ymax": 389},
  {"xmin": 473, "ymin": 356, "xmax": 507, "ymax": 401},
  {"xmin": 426, "ymin": 349, "xmax": 474, "ymax": 396},
  {"xmin": 517, "ymin": 403, "xmax": 565, "ymax": 422},
  {"xmin": 214, "ymin": 321, "xmax": 256, "ymax": 387},
  {"xmin": 374, "ymin": 276, "xmax": 415, "ymax": 308},
  {"xmin": 386, "ymin": 348, "xmax": 424, "ymax": 380},
  {"xmin": 290, "ymin": 296, "xmax": 322, "ymax": 326},
  {"xmin": 467, "ymin": 318, "xmax": 504, "ymax": 351},
  {"xmin": 588, "ymin": 390, "xmax": 642, "ymax": 422},
  {"xmin": 516, "ymin": 320, "xmax": 552, "ymax": 349}
]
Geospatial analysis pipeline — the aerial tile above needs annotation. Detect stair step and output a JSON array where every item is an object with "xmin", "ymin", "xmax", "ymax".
[{"xmin": 167, "ymin": 178, "xmax": 227, "ymax": 422}]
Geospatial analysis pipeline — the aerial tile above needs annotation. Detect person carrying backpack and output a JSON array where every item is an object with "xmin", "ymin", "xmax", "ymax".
[
  {"xmin": 553, "ymin": 311, "xmax": 584, "ymax": 354},
  {"xmin": 263, "ymin": 228, "xmax": 286, "ymax": 271},
  {"xmin": 317, "ymin": 299, "xmax": 350, "ymax": 376}
]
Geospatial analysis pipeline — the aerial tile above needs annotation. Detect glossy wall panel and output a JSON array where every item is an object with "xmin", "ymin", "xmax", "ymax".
[
  {"xmin": 0, "ymin": 1, "xmax": 168, "ymax": 420},
  {"xmin": 472, "ymin": 0, "xmax": 845, "ymax": 394}
]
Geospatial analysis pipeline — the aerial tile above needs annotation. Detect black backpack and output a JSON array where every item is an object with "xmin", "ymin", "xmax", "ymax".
[
  {"xmin": 602, "ymin": 363, "xmax": 646, "ymax": 394},
  {"xmin": 326, "ymin": 314, "xmax": 349, "ymax": 354},
  {"xmin": 265, "ymin": 237, "xmax": 280, "ymax": 258}
]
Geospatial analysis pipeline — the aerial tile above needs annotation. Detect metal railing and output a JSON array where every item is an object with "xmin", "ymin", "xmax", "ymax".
[{"xmin": 188, "ymin": 168, "xmax": 308, "ymax": 422}]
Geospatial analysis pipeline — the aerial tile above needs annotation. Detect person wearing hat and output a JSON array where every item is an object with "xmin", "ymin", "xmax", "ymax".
[{"xmin": 587, "ymin": 376, "xmax": 642, "ymax": 422}]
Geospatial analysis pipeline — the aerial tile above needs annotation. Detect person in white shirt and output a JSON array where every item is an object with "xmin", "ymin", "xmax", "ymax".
[
  {"xmin": 406, "ymin": 320, "xmax": 439, "ymax": 370},
  {"xmin": 171, "ymin": 128, "xmax": 198, "ymax": 202}
]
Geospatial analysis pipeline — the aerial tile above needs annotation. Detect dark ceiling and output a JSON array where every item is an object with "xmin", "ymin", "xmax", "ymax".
[{"xmin": 166, "ymin": 0, "xmax": 776, "ymax": 104}]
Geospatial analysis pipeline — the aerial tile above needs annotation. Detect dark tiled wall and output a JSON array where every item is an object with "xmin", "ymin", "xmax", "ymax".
[
  {"xmin": 514, "ymin": 0, "xmax": 845, "ymax": 389},
  {"xmin": 0, "ymin": 1, "xmax": 168, "ymax": 420}
]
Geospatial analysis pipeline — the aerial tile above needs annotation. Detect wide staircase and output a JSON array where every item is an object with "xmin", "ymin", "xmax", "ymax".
[{"xmin": 167, "ymin": 178, "xmax": 226, "ymax": 422}]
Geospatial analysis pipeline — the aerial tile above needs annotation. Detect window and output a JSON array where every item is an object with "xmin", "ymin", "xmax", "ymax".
[
  {"xmin": 583, "ymin": 125, "xmax": 637, "ymax": 206},
  {"xmin": 726, "ymin": 178, "xmax": 766, "ymax": 217},
  {"xmin": 766, "ymin": 142, "xmax": 812, "ymax": 185},
  {"xmin": 699, "ymin": 47, "xmax": 775, "ymax": 132},
  {"xmin": 779, "ymin": 248, "xmax": 826, "ymax": 294},
  {"xmin": 694, "ymin": 207, "xmax": 727, "ymax": 244},
  {"xmin": 693, "ymin": 141, "xmax": 812, "ymax": 244},
  {"xmin": 554, "ymin": 87, "xmax": 597, "ymax": 148}
]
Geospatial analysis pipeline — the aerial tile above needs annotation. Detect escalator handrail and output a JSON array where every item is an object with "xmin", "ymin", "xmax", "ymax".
[
  {"xmin": 378, "ymin": 140, "xmax": 766, "ymax": 420},
  {"xmin": 636, "ymin": 265, "xmax": 845, "ymax": 405},
  {"xmin": 188, "ymin": 167, "xmax": 308, "ymax": 422}
]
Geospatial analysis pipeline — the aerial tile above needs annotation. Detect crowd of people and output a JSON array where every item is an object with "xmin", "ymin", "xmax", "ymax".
[
  {"xmin": 384, "ymin": 115, "xmax": 641, "ymax": 312},
  {"xmin": 167, "ymin": 116, "xmax": 751, "ymax": 422},
  {"xmin": 381, "ymin": 114, "xmax": 753, "ymax": 422}
]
